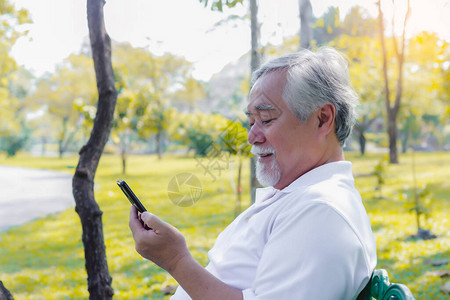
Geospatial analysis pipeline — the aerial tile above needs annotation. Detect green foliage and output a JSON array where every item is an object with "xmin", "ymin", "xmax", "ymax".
[
  {"xmin": 0, "ymin": 132, "xmax": 29, "ymax": 157},
  {"xmin": 27, "ymin": 53, "xmax": 97, "ymax": 156},
  {"xmin": 340, "ymin": 6, "xmax": 378, "ymax": 37},
  {"xmin": 0, "ymin": 67, "xmax": 34, "ymax": 156},
  {"xmin": 172, "ymin": 77, "xmax": 206, "ymax": 112},
  {"xmin": 373, "ymin": 155, "xmax": 388, "ymax": 198},
  {"xmin": 199, "ymin": 0, "xmax": 243, "ymax": 12},
  {"xmin": 218, "ymin": 117, "xmax": 251, "ymax": 156},
  {"xmin": 111, "ymin": 42, "xmax": 195, "ymax": 159},
  {"xmin": 170, "ymin": 112, "xmax": 230, "ymax": 156},
  {"xmin": 312, "ymin": 6, "xmax": 341, "ymax": 45},
  {"xmin": 400, "ymin": 184, "xmax": 431, "ymax": 218},
  {"xmin": 0, "ymin": 1, "xmax": 32, "ymax": 138}
]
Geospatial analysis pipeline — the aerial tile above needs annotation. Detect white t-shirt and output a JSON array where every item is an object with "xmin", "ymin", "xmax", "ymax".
[{"xmin": 171, "ymin": 161, "xmax": 377, "ymax": 300}]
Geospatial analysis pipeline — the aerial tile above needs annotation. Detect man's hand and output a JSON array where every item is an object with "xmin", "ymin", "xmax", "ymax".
[
  {"xmin": 129, "ymin": 205, "xmax": 243, "ymax": 300},
  {"xmin": 129, "ymin": 206, "xmax": 190, "ymax": 273}
]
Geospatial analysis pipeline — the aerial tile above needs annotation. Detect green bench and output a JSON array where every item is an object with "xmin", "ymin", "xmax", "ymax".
[{"xmin": 357, "ymin": 269, "xmax": 415, "ymax": 300}]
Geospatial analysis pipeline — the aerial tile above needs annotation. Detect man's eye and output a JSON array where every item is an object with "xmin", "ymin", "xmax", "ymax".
[{"xmin": 262, "ymin": 119, "xmax": 273, "ymax": 125}]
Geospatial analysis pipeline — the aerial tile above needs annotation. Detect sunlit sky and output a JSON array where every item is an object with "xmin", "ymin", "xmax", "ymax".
[{"xmin": 10, "ymin": 0, "xmax": 450, "ymax": 81}]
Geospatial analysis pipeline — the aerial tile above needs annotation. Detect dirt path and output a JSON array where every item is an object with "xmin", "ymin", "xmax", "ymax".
[{"xmin": 0, "ymin": 166, "xmax": 74, "ymax": 231}]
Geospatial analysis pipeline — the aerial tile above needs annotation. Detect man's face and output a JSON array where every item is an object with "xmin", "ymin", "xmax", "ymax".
[{"xmin": 246, "ymin": 71, "xmax": 321, "ymax": 190}]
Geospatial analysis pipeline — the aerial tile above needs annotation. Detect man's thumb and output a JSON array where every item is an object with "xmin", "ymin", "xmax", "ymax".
[{"xmin": 140, "ymin": 212, "xmax": 164, "ymax": 232}]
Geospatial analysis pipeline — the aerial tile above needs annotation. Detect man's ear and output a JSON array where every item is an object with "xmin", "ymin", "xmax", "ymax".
[{"xmin": 317, "ymin": 104, "xmax": 335, "ymax": 134}]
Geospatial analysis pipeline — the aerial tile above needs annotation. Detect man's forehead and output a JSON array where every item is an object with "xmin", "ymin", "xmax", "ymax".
[
  {"xmin": 245, "ymin": 90, "xmax": 282, "ymax": 118},
  {"xmin": 247, "ymin": 71, "xmax": 285, "ymax": 110},
  {"xmin": 246, "ymin": 89, "xmax": 272, "ymax": 111}
]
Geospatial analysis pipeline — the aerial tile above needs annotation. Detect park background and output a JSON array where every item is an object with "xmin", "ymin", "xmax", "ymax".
[{"xmin": 0, "ymin": 0, "xmax": 449, "ymax": 299}]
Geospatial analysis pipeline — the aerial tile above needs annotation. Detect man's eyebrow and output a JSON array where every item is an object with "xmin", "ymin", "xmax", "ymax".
[
  {"xmin": 245, "ymin": 103, "xmax": 277, "ymax": 116},
  {"xmin": 255, "ymin": 103, "xmax": 276, "ymax": 111}
]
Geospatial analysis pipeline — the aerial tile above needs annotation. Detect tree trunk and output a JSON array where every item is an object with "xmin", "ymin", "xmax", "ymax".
[
  {"xmin": 235, "ymin": 155, "xmax": 243, "ymax": 217},
  {"xmin": 41, "ymin": 136, "xmax": 47, "ymax": 156},
  {"xmin": 298, "ymin": 0, "xmax": 313, "ymax": 49},
  {"xmin": 411, "ymin": 149, "xmax": 422, "ymax": 232},
  {"xmin": 58, "ymin": 139, "xmax": 64, "ymax": 158},
  {"xmin": 156, "ymin": 131, "xmax": 163, "ymax": 160},
  {"xmin": 59, "ymin": 117, "xmax": 69, "ymax": 158},
  {"xmin": 359, "ymin": 131, "xmax": 366, "ymax": 156},
  {"xmin": 250, "ymin": 0, "xmax": 261, "ymax": 204},
  {"xmin": 72, "ymin": 0, "xmax": 117, "ymax": 299},
  {"xmin": 121, "ymin": 148, "xmax": 126, "ymax": 174},
  {"xmin": 377, "ymin": 0, "xmax": 409, "ymax": 164},
  {"xmin": 387, "ymin": 112, "xmax": 398, "ymax": 162},
  {"xmin": 0, "ymin": 281, "xmax": 14, "ymax": 300}
]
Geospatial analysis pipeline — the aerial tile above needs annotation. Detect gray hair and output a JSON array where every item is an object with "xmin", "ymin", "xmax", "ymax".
[{"xmin": 251, "ymin": 47, "xmax": 359, "ymax": 146}]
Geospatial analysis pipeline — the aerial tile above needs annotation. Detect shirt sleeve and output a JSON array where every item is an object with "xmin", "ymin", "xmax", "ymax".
[{"xmin": 242, "ymin": 202, "xmax": 372, "ymax": 300}]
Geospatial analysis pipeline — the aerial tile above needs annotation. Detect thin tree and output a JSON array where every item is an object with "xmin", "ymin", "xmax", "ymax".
[
  {"xmin": 249, "ymin": 0, "xmax": 261, "ymax": 204},
  {"xmin": 298, "ymin": 0, "xmax": 313, "ymax": 49},
  {"xmin": 0, "ymin": 281, "xmax": 14, "ymax": 300},
  {"xmin": 377, "ymin": 0, "xmax": 410, "ymax": 164},
  {"xmin": 198, "ymin": 0, "xmax": 261, "ymax": 203},
  {"xmin": 72, "ymin": 0, "xmax": 117, "ymax": 298}
]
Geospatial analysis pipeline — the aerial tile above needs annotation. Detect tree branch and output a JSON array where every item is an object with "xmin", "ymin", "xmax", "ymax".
[
  {"xmin": 377, "ymin": 0, "xmax": 391, "ymax": 113},
  {"xmin": 393, "ymin": 0, "xmax": 410, "ymax": 115}
]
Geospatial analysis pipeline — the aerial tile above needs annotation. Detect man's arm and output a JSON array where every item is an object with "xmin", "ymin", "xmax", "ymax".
[{"xmin": 129, "ymin": 206, "xmax": 243, "ymax": 300}]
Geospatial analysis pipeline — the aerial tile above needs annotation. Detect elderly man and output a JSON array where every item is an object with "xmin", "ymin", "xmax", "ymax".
[{"xmin": 129, "ymin": 47, "xmax": 377, "ymax": 299}]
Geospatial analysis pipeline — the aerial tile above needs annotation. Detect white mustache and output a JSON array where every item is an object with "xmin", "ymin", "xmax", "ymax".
[{"xmin": 250, "ymin": 145, "xmax": 276, "ymax": 156}]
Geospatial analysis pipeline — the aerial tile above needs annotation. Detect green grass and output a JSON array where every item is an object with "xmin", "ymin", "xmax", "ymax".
[{"xmin": 0, "ymin": 151, "xmax": 448, "ymax": 299}]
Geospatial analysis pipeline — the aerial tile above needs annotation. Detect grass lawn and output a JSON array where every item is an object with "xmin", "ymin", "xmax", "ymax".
[{"xmin": 0, "ymin": 151, "xmax": 448, "ymax": 299}]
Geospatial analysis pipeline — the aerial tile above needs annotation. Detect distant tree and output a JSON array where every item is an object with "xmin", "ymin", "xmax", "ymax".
[
  {"xmin": 72, "ymin": 0, "xmax": 117, "ymax": 298},
  {"xmin": 312, "ymin": 6, "xmax": 341, "ymax": 46},
  {"xmin": 111, "ymin": 79, "xmax": 136, "ymax": 174},
  {"xmin": 170, "ymin": 112, "xmax": 229, "ymax": 156},
  {"xmin": 0, "ymin": 67, "xmax": 34, "ymax": 156},
  {"xmin": 172, "ymin": 77, "xmax": 206, "ymax": 112},
  {"xmin": 199, "ymin": 0, "xmax": 261, "ymax": 203},
  {"xmin": 30, "ymin": 54, "xmax": 97, "ymax": 157},
  {"xmin": 218, "ymin": 118, "xmax": 251, "ymax": 216},
  {"xmin": 341, "ymin": 6, "xmax": 378, "ymax": 37},
  {"xmin": 329, "ymin": 8, "xmax": 383, "ymax": 155},
  {"xmin": 398, "ymin": 109, "xmax": 421, "ymax": 153},
  {"xmin": 0, "ymin": 0, "xmax": 32, "ymax": 157},
  {"xmin": 373, "ymin": 156, "xmax": 387, "ymax": 199},
  {"xmin": 401, "ymin": 151, "xmax": 436, "ymax": 240},
  {"xmin": 401, "ymin": 32, "xmax": 449, "ymax": 151},
  {"xmin": 112, "ymin": 42, "xmax": 192, "ymax": 161},
  {"xmin": 377, "ymin": 0, "xmax": 411, "ymax": 164},
  {"xmin": 137, "ymin": 89, "xmax": 177, "ymax": 160}
]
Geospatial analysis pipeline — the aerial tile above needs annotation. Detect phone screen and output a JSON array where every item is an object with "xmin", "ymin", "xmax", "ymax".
[{"xmin": 117, "ymin": 180, "xmax": 147, "ymax": 213}]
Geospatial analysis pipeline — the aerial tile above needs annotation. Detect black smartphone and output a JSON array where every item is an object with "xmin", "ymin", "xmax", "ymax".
[{"xmin": 116, "ymin": 179, "xmax": 147, "ymax": 213}]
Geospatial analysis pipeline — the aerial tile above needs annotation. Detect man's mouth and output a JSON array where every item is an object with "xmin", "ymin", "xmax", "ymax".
[
  {"xmin": 251, "ymin": 146, "xmax": 275, "ymax": 161},
  {"xmin": 257, "ymin": 152, "xmax": 274, "ymax": 161}
]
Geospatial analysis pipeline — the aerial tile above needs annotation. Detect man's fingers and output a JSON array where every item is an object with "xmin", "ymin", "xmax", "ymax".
[{"xmin": 129, "ymin": 205, "xmax": 142, "ymax": 229}]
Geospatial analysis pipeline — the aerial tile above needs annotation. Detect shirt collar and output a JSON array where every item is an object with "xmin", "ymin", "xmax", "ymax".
[
  {"xmin": 254, "ymin": 186, "xmax": 279, "ymax": 206},
  {"xmin": 280, "ymin": 161, "xmax": 353, "ymax": 194}
]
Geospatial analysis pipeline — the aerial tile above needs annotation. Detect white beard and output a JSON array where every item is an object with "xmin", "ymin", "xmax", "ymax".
[{"xmin": 251, "ymin": 145, "xmax": 281, "ymax": 187}]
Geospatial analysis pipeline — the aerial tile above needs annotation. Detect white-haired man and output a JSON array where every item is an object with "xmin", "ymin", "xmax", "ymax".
[{"xmin": 129, "ymin": 47, "xmax": 377, "ymax": 300}]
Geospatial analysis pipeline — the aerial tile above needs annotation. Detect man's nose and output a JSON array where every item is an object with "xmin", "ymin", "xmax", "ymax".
[{"xmin": 247, "ymin": 123, "xmax": 266, "ymax": 145}]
